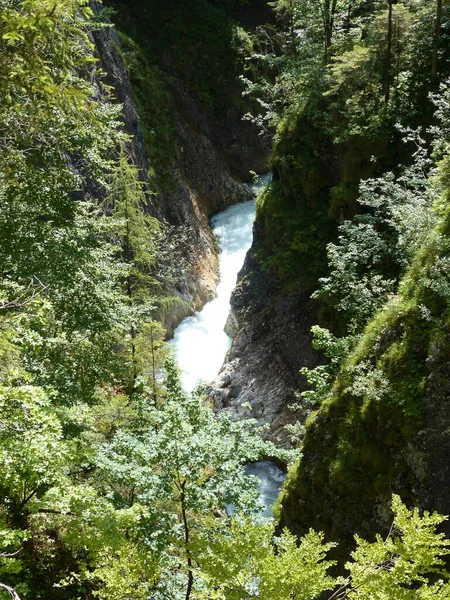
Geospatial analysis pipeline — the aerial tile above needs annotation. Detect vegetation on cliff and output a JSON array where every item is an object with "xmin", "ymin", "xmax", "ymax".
[
  {"xmin": 105, "ymin": 0, "xmax": 264, "ymax": 182},
  {"xmin": 252, "ymin": 0, "xmax": 449, "ymax": 291},
  {"xmin": 252, "ymin": 0, "xmax": 450, "ymax": 558},
  {"xmin": 3, "ymin": 0, "xmax": 450, "ymax": 598}
]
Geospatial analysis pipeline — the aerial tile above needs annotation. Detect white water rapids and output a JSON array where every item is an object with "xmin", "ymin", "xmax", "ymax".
[
  {"xmin": 169, "ymin": 196, "xmax": 258, "ymax": 392},
  {"xmin": 169, "ymin": 174, "xmax": 285, "ymax": 516}
]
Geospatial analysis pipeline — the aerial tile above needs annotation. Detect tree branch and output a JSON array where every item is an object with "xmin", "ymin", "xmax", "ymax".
[
  {"xmin": 0, "ymin": 549, "xmax": 22, "ymax": 559},
  {"xmin": 0, "ymin": 278, "xmax": 49, "ymax": 311},
  {"xmin": 0, "ymin": 583, "xmax": 21, "ymax": 600},
  {"xmin": 37, "ymin": 508, "xmax": 76, "ymax": 517}
]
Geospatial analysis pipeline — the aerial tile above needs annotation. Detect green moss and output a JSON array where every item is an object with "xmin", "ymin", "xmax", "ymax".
[
  {"xmin": 255, "ymin": 104, "xmax": 405, "ymax": 294},
  {"xmin": 116, "ymin": 32, "xmax": 177, "ymax": 180},
  {"xmin": 278, "ymin": 216, "xmax": 450, "ymax": 550},
  {"xmin": 255, "ymin": 178, "xmax": 335, "ymax": 293}
]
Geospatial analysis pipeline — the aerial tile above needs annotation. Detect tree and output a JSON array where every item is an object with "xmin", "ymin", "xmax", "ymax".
[
  {"xmin": 385, "ymin": 0, "xmax": 394, "ymax": 104},
  {"xmin": 106, "ymin": 153, "xmax": 161, "ymax": 382},
  {"xmin": 107, "ymin": 153, "xmax": 186, "ymax": 388},
  {"xmin": 0, "ymin": 0, "xmax": 136, "ymax": 408},
  {"xmin": 432, "ymin": 0, "xmax": 443, "ymax": 81},
  {"xmin": 107, "ymin": 153, "xmax": 161, "ymax": 304},
  {"xmin": 0, "ymin": 2, "xmax": 159, "ymax": 594},
  {"xmin": 0, "ymin": 0, "xmax": 124, "ymax": 302},
  {"xmin": 198, "ymin": 496, "xmax": 450, "ymax": 599},
  {"xmin": 340, "ymin": 495, "xmax": 450, "ymax": 598},
  {"xmin": 313, "ymin": 128, "xmax": 437, "ymax": 332},
  {"xmin": 97, "ymin": 358, "xmax": 278, "ymax": 600}
]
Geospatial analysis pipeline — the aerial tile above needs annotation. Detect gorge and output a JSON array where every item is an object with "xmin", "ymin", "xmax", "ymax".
[
  {"xmin": 169, "ymin": 173, "xmax": 285, "ymax": 515},
  {"xmin": 2, "ymin": 0, "xmax": 450, "ymax": 598}
]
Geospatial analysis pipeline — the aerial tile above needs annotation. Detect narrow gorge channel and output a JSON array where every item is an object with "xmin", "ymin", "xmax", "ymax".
[{"xmin": 169, "ymin": 174, "xmax": 285, "ymax": 516}]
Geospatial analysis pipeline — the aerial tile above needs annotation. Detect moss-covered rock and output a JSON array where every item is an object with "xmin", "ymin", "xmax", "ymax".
[{"xmin": 277, "ymin": 210, "xmax": 450, "ymax": 556}]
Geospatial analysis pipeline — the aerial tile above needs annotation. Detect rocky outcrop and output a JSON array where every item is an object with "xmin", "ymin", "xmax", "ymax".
[
  {"xmin": 166, "ymin": 78, "xmax": 269, "ymax": 185},
  {"xmin": 408, "ymin": 332, "xmax": 450, "ymax": 533},
  {"xmin": 207, "ymin": 222, "xmax": 322, "ymax": 446},
  {"xmin": 90, "ymin": 6, "xmax": 268, "ymax": 333},
  {"xmin": 276, "ymin": 329, "xmax": 450, "ymax": 551},
  {"xmin": 275, "ymin": 222, "xmax": 450, "ymax": 552}
]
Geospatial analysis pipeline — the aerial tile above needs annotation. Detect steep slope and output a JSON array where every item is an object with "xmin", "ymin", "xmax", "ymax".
[
  {"xmin": 277, "ymin": 177, "xmax": 450, "ymax": 549},
  {"xmin": 95, "ymin": 0, "xmax": 270, "ymax": 330},
  {"xmin": 209, "ymin": 1, "xmax": 450, "ymax": 448}
]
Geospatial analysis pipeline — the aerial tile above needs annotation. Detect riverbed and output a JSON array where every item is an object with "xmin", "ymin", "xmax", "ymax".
[{"xmin": 169, "ymin": 174, "xmax": 285, "ymax": 516}]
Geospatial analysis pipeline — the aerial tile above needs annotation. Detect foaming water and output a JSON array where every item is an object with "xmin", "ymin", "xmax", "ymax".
[
  {"xmin": 225, "ymin": 460, "xmax": 286, "ymax": 518},
  {"xmin": 169, "ymin": 175, "xmax": 286, "ymax": 516},
  {"xmin": 170, "ymin": 175, "xmax": 269, "ymax": 391},
  {"xmin": 244, "ymin": 461, "xmax": 286, "ymax": 518}
]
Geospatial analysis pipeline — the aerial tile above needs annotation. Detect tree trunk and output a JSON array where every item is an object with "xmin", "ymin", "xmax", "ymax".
[
  {"xmin": 124, "ymin": 209, "xmax": 138, "ymax": 383},
  {"xmin": 127, "ymin": 272, "xmax": 137, "ymax": 383},
  {"xmin": 432, "ymin": 0, "xmax": 443, "ymax": 81},
  {"xmin": 323, "ymin": 0, "xmax": 339, "ymax": 61},
  {"xmin": 384, "ymin": 0, "xmax": 393, "ymax": 105},
  {"xmin": 329, "ymin": 0, "xmax": 338, "ymax": 45},
  {"xmin": 288, "ymin": 0, "xmax": 297, "ymax": 56},
  {"xmin": 345, "ymin": 3, "xmax": 353, "ymax": 33},
  {"xmin": 150, "ymin": 325, "xmax": 158, "ymax": 408},
  {"xmin": 180, "ymin": 482, "xmax": 194, "ymax": 600}
]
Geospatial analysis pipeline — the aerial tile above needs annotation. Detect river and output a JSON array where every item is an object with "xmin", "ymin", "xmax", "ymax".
[{"xmin": 169, "ymin": 174, "xmax": 285, "ymax": 516}]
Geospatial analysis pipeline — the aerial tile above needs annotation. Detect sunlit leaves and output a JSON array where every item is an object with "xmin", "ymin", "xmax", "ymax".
[
  {"xmin": 343, "ymin": 495, "xmax": 450, "ymax": 599},
  {"xmin": 0, "ymin": 385, "xmax": 71, "ymax": 507},
  {"xmin": 314, "ymin": 132, "xmax": 438, "ymax": 332},
  {"xmin": 197, "ymin": 497, "xmax": 450, "ymax": 600},
  {"xmin": 96, "ymin": 358, "xmax": 274, "ymax": 598}
]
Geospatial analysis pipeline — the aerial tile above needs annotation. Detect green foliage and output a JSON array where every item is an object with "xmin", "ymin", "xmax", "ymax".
[
  {"xmin": 343, "ymin": 495, "xmax": 450, "ymax": 599},
  {"xmin": 96, "ymin": 357, "xmax": 274, "ymax": 598},
  {"xmin": 3, "ymin": 0, "xmax": 450, "ymax": 598},
  {"xmin": 197, "ymin": 517, "xmax": 336, "ymax": 599},
  {"xmin": 0, "ymin": 0, "xmax": 182, "ymax": 596},
  {"xmin": 0, "ymin": 386, "xmax": 71, "ymax": 511},
  {"xmin": 107, "ymin": 153, "xmax": 161, "ymax": 301},
  {"xmin": 198, "ymin": 496, "xmax": 450, "ymax": 600},
  {"xmin": 106, "ymin": 152, "xmax": 186, "ymax": 391},
  {"xmin": 246, "ymin": 0, "xmax": 450, "ymax": 295},
  {"xmin": 314, "ymin": 127, "xmax": 438, "ymax": 332},
  {"xmin": 256, "ymin": 177, "xmax": 336, "ymax": 291},
  {"xmin": 0, "ymin": 0, "xmax": 136, "ymax": 409},
  {"xmin": 278, "ymin": 80, "xmax": 450, "ymax": 551}
]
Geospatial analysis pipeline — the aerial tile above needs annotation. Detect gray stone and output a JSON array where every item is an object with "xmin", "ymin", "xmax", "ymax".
[{"xmin": 207, "ymin": 223, "xmax": 322, "ymax": 447}]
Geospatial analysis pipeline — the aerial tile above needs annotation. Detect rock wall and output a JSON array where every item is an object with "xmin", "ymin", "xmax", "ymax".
[
  {"xmin": 275, "ymin": 227, "xmax": 450, "ymax": 553},
  {"xmin": 207, "ymin": 222, "xmax": 322, "ymax": 446},
  {"xmin": 91, "ymin": 5, "xmax": 269, "ymax": 333}
]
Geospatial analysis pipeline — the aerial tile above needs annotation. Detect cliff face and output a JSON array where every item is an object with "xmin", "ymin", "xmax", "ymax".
[
  {"xmin": 277, "ymin": 216, "xmax": 450, "ymax": 550},
  {"xmin": 207, "ymin": 222, "xmax": 322, "ymax": 446},
  {"xmin": 91, "ymin": 1, "xmax": 269, "ymax": 332},
  {"xmin": 150, "ymin": 78, "xmax": 257, "ymax": 331},
  {"xmin": 90, "ymin": 6, "xmax": 149, "ymax": 181}
]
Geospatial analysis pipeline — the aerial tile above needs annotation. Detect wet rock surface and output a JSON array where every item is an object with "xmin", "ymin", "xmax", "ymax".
[{"xmin": 207, "ymin": 223, "xmax": 321, "ymax": 446}]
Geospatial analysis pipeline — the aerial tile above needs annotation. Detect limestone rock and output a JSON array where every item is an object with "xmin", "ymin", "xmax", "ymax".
[{"xmin": 207, "ymin": 223, "xmax": 322, "ymax": 446}]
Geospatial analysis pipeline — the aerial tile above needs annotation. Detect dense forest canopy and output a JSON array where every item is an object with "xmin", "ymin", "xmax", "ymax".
[{"xmin": 1, "ymin": 0, "xmax": 450, "ymax": 598}]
